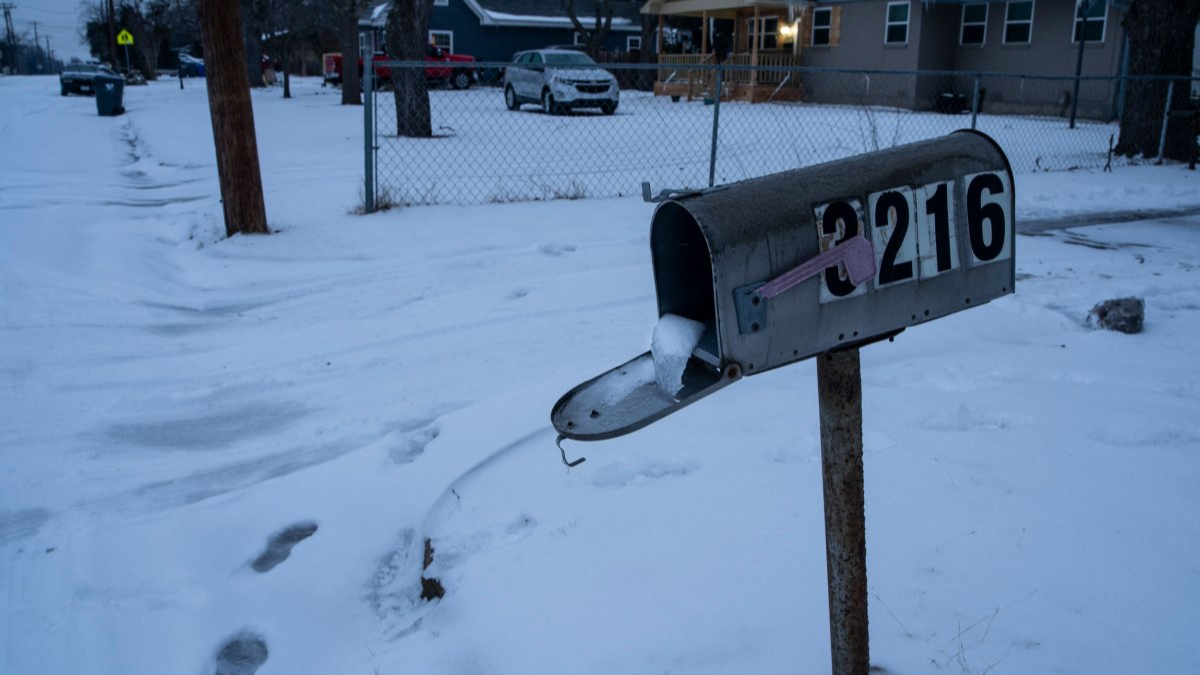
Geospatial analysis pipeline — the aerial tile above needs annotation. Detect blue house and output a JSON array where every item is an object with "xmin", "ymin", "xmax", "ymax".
[{"xmin": 360, "ymin": 0, "xmax": 646, "ymax": 64}]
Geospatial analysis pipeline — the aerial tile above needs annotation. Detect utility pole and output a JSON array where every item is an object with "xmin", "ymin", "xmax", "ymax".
[
  {"xmin": 196, "ymin": 0, "xmax": 270, "ymax": 237},
  {"xmin": 106, "ymin": 0, "xmax": 117, "ymax": 69},
  {"xmin": 29, "ymin": 19, "xmax": 38, "ymax": 72},
  {"xmin": 43, "ymin": 34, "xmax": 49, "ymax": 73},
  {"xmin": 1, "ymin": 3, "xmax": 17, "ymax": 75}
]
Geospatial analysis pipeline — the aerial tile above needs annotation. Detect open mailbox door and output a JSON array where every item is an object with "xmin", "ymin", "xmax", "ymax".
[{"xmin": 553, "ymin": 130, "xmax": 1015, "ymax": 442}]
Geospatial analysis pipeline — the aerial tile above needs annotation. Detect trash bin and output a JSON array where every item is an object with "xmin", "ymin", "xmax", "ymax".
[{"xmin": 94, "ymin": 74, "xmax": 125, "ymax": 116}]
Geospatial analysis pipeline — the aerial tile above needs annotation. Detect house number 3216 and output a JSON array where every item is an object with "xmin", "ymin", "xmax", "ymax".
[{"xmin": 816, "ymin": 172, "xmax": 1012, "ymax": 303}]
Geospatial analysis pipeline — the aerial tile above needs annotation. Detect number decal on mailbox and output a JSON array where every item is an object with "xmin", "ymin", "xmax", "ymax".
[
  {"xmin": 916, "ymin": 181, "xmax": 959, "ymax": 279},
  {"xmin": 964, "ymin": 172, "xmax": 1012, "ymax": 266},
  {"xmin": 809, "ymin": 174, "xmax": 1011, "ymax": 304},
  {"xmin": 815, "ymin": 199, "xmax": 868, "ymax": 304},
  {"xmin": 868, "ymin": 188, "xmax": 918, "ymax": 289}
]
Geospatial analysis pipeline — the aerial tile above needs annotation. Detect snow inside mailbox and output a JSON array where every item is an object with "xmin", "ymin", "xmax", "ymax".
[{"xmin": 552, "ymin": 130, "xmax": 1015, "ymax": 442}]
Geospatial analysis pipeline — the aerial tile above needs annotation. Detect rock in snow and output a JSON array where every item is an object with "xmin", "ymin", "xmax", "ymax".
[{"xmin": 1088, "ymin": 297, "xmax": 1145, "ymax": 334}]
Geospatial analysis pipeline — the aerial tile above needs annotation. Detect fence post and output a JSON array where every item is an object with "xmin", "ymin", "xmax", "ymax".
[
  {"xmin": 1155, "ymin": 79, "xmax": 1176, "ymax": 164},
  {"xmin": 708, "ymin": 63, "xmax": 723, "ymax": 188},
  {"xmin": 362, "ymin": 31, "xmax": 375, "ymax": 214},
  {"xmin": 970, "ymin": 76, "xmax": 980, "ymax": 131}
]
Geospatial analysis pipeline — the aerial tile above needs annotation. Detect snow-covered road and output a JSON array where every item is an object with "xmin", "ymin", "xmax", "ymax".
[{"xmin": 2, "ymin": 75, "xmax": 1198, "ymax": 675}]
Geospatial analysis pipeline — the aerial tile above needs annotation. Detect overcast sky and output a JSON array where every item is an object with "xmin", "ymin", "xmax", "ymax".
[{"xmin": 14, "ymin": 0, "xmax": 94, "ymax": 65}]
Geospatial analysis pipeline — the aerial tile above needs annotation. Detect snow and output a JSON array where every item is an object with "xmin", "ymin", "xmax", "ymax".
[
  {"xmin": 651, "ymin": 313, "xmax": 706, "ymax": 396},
  {"xmin": 2, "ymin": 75, "xmax": 1199, "ymax": 675}
]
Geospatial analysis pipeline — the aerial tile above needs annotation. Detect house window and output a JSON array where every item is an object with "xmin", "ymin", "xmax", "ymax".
[
  {"xmin": 1072, "ymin": 0, "xmax": 1106, "ymax": 43},
  {"xmin": 429, "ymin": 30, "xmax": 453, "ymax": 52},
  {"xmin": 746, "ymin": 16, "xmax": 779, "ymax": 50},
  {"xmin": 627, "ymin": 36, "xmax": 642, "ymax": 51},
  {"xmin": 812, "ymin": 7, "xmax": 832, "ymax": 46},
  {"xmin": 885, "ymin": 2, "xmax": 909, "ymax": 45},
  {"xmin": 960, "ymin": 4, "xmax": 988, "ymax": 46},
  {"xmin": 1003, "ymin": 1, "xmax": 1034, "ymax": 45},
  {"xmin": 573, "ymin": 31, "xmax": 585, "ymax": 46}
]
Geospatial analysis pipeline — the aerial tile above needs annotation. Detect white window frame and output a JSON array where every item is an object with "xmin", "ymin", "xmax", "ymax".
[
  {"xmin": 812, "ymin": 7, "xmax": 833, "ymax": 47},
  {"xmin": 959, "ymin": 3, "xmax": 988, "ymax": 46},
  {"xmin": 428, "ymin": 30, "xmax": 453, "ymax": 52},
  {"xmin": 1071, "ymin": 0, "xmax": 1107, "ymax": 44},
  {"xmin": 1003, "ymin": 0, "xmax": 1035, "ymax": 45},
  {"xmin": 434, "ymin": 0, "xmax": 449, "ymax": 6},
  {"xmin": 573, "ymin": 31, "xmax": 585, "ymax": 46},
  {"xmin": 746, "ymin": 16, "xmax": 779, "ymax": 50},
  {"xmin": 627, "ymin": 35, "xmax": 642, "ymax": 51},
  {"xmin": 884, "ymin": 1, "xmax": 910, "ymax": 46}
]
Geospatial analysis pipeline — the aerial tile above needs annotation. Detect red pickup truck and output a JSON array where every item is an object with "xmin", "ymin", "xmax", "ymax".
[{"xmin": 324, "ymin": 45, "xmax": 477, "ymax": 90}]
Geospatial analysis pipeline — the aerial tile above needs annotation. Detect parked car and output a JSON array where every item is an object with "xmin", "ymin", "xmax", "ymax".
[
  {"xmin": 178, "ymin": 53, "xmax": 205, "ymax": 77},
  {"xmin": 60, "ymin": 63, "xmax": 118, "ymax": 96},
  {"xmin": 324, "ymin": 45, "xmax": 477, "ymax": 90},
  {"xmin": 503, "ymin": 49, "xmax": 619, "ymax": 115}
]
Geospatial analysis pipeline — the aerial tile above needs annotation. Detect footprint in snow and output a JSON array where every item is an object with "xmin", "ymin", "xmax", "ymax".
[
  {"xmin": 538, "ymin": 243, "xmax": 577, "ymax": 257},
  {"xmin": 252, "ymin": 521, "xmax": 318, "ymax": 573},
  {"xmin": 390, "ymin": 424, "xmax": 440, "ymax": 465},
  {"xmin": 214, "ymin": 632, "xmax": 268, "ymax": 675}
]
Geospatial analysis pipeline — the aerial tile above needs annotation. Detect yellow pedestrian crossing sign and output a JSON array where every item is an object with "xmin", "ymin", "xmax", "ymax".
[{"xmin": 117, "ymin": 30, "xmax": 134, "ymax": 46}]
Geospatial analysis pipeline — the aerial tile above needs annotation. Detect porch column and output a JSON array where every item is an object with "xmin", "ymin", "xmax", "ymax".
[
  {"xmin": 702, "ymin": 11, "xmax": 709, "ymax": 55},
  {"xmin": 657, "ymin": 15, "xmax": 664, "ymax": 54},
  {"xmin": 751, "ymin": 5, "xmax": 760, "ymax": 87}
]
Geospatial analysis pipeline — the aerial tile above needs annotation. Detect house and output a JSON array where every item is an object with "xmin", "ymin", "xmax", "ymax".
[
  {"xmin": 799, "ymin": 0, "xmax": 1127, "ymax": 118},
  {"xmin": 643, "ymin": 0, "xmax": 1129, "ymax": 116},
  {"xmin": 359, "ymin": 0, "xmax": 646, "ymax": 65}
]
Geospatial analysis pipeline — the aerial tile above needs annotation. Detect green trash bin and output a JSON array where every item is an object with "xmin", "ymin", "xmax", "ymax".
[{"xmin": 95, "ymin": 74, "xmax": 125, "ymax": 116}]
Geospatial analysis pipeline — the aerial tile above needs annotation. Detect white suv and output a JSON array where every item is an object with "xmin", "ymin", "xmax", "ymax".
[{"xmin": 503, "ymin": 49, "xmax": 619, "ymax": 115}]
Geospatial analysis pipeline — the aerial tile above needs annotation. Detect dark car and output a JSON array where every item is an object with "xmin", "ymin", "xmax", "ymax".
[{"xmin": 60, "ymin": 64, "xmax": 118, "ymax": 96}]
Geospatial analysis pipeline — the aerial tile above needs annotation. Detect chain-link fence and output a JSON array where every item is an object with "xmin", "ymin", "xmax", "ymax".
[{"xmin": 365, "ymin": 62, "xmax": 1196, "ymax": 209}]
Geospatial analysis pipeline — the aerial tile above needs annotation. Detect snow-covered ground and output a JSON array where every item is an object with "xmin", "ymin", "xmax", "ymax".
[{"xmin": 2, "ymin": 75, "xmax": 1198, "ymax": 675}]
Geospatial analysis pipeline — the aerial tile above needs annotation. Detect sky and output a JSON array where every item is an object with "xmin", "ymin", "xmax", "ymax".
[{"xmin": 13, "ymin": 0, "xmax": 93, "ymax": 66}]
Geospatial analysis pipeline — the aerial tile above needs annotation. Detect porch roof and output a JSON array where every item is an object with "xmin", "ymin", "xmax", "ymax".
[{"xmin": 640, "ymin": 0, "xmax": 801, "ymax": 19}]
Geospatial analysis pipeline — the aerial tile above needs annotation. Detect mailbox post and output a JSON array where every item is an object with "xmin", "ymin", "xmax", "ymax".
[
  {"xmin": 552, "ymin": 131, "xmax": 1016, "ymax": 674},
  {"xmin": 818, "ymin": 348, "xmax": 869, "ymax": 675}
]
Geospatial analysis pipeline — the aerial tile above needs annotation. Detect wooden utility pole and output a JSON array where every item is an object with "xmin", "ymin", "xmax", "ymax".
[
  {"xmin": 197, "ymin": 0, "xmax": 270, "ymax": 237},
  {"xmin": 106, "ymin": 0, "xmax": 118, "ymax": 68}
]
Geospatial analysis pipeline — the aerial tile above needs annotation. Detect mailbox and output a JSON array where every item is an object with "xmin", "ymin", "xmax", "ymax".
[{"xmin": 552, "ymin": 130, "xmax": 1015, "ymax": 442}]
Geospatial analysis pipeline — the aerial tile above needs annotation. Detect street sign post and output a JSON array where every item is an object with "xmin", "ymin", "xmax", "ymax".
[
  {"xmin": 551, "ymin": 131, "xmax": 1016, "ymax": 675},
  {"xmin": 117, "ymin": 29, "xmax": 133, "ymax": 73}
]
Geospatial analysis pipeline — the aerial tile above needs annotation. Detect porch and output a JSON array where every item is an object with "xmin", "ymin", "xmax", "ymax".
[{"xmin": 643, "ymin": 0, "xmax": 806, "ymax": 103}]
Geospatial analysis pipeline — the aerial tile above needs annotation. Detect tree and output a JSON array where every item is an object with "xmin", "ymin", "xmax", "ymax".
[
  {"xmin": 242, "ymin": 0, "xmax": 267, "ymax": 87},
  {"xmin": 386, "ymin": 0, "xmax": 433, "ymax": 137},
  {"xmin": 1115, "ymin": 0, "xmax": 1200, "ymax": 161},
  {"xmin": 562, "ymin": 0, "xmax": 614, "ymax": 61},
  {"xmin": 264, "ymin": 0, "xmax": 322, "ymax": 98},
  {"xmin": 121, "ymin": 0, "xmax": 172, "ymax": 80},
  {"xmin": 197, "ymin": 0, "xmax": 269, "ymax": 237},
  {"xmin": 324, "ymin": 0, "xmax": 371, "ymax": 105}
]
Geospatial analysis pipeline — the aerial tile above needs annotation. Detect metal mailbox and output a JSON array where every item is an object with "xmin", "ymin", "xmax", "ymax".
[{"xmin": 552, "ymin": 130, "xmax": 1015, "ymax": 442}]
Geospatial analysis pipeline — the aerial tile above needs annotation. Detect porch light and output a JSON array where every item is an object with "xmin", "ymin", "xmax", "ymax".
[{"xmin": 779, "ymin": 23, "xmax": 797, "ymax": 39}]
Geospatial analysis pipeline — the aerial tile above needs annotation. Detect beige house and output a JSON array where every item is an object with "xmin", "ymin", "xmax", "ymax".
[{"xmin": 642, "ymin": 0, "xmax": 1129, "ymax": 118}]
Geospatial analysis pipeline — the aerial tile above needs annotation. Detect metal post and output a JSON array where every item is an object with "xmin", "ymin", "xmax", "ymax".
[
  {"xmin": 708, "ymin": 64, "xmax": 722, "ymax": 188},
  {"xmin": 817, "ymin": 348, "xmax": 869, "ymax": 675},
  {"xmin": 970, "ymin": 76, "xmax": 980, "ymax": 131},
  {"xmin": 1070, "ymin": 1, "xmax": 1089, "ymax": 130},
  {"xmin": 1155, "ymin": 80, "xmax": 1175, "ymax": 164},
  {"xmin": 124, "ymin": 43, "xmax": 131, "ymax": 73},
  {"xmin": 362, "ymin": 31, "xmax": 375, "ymax": 214}
]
